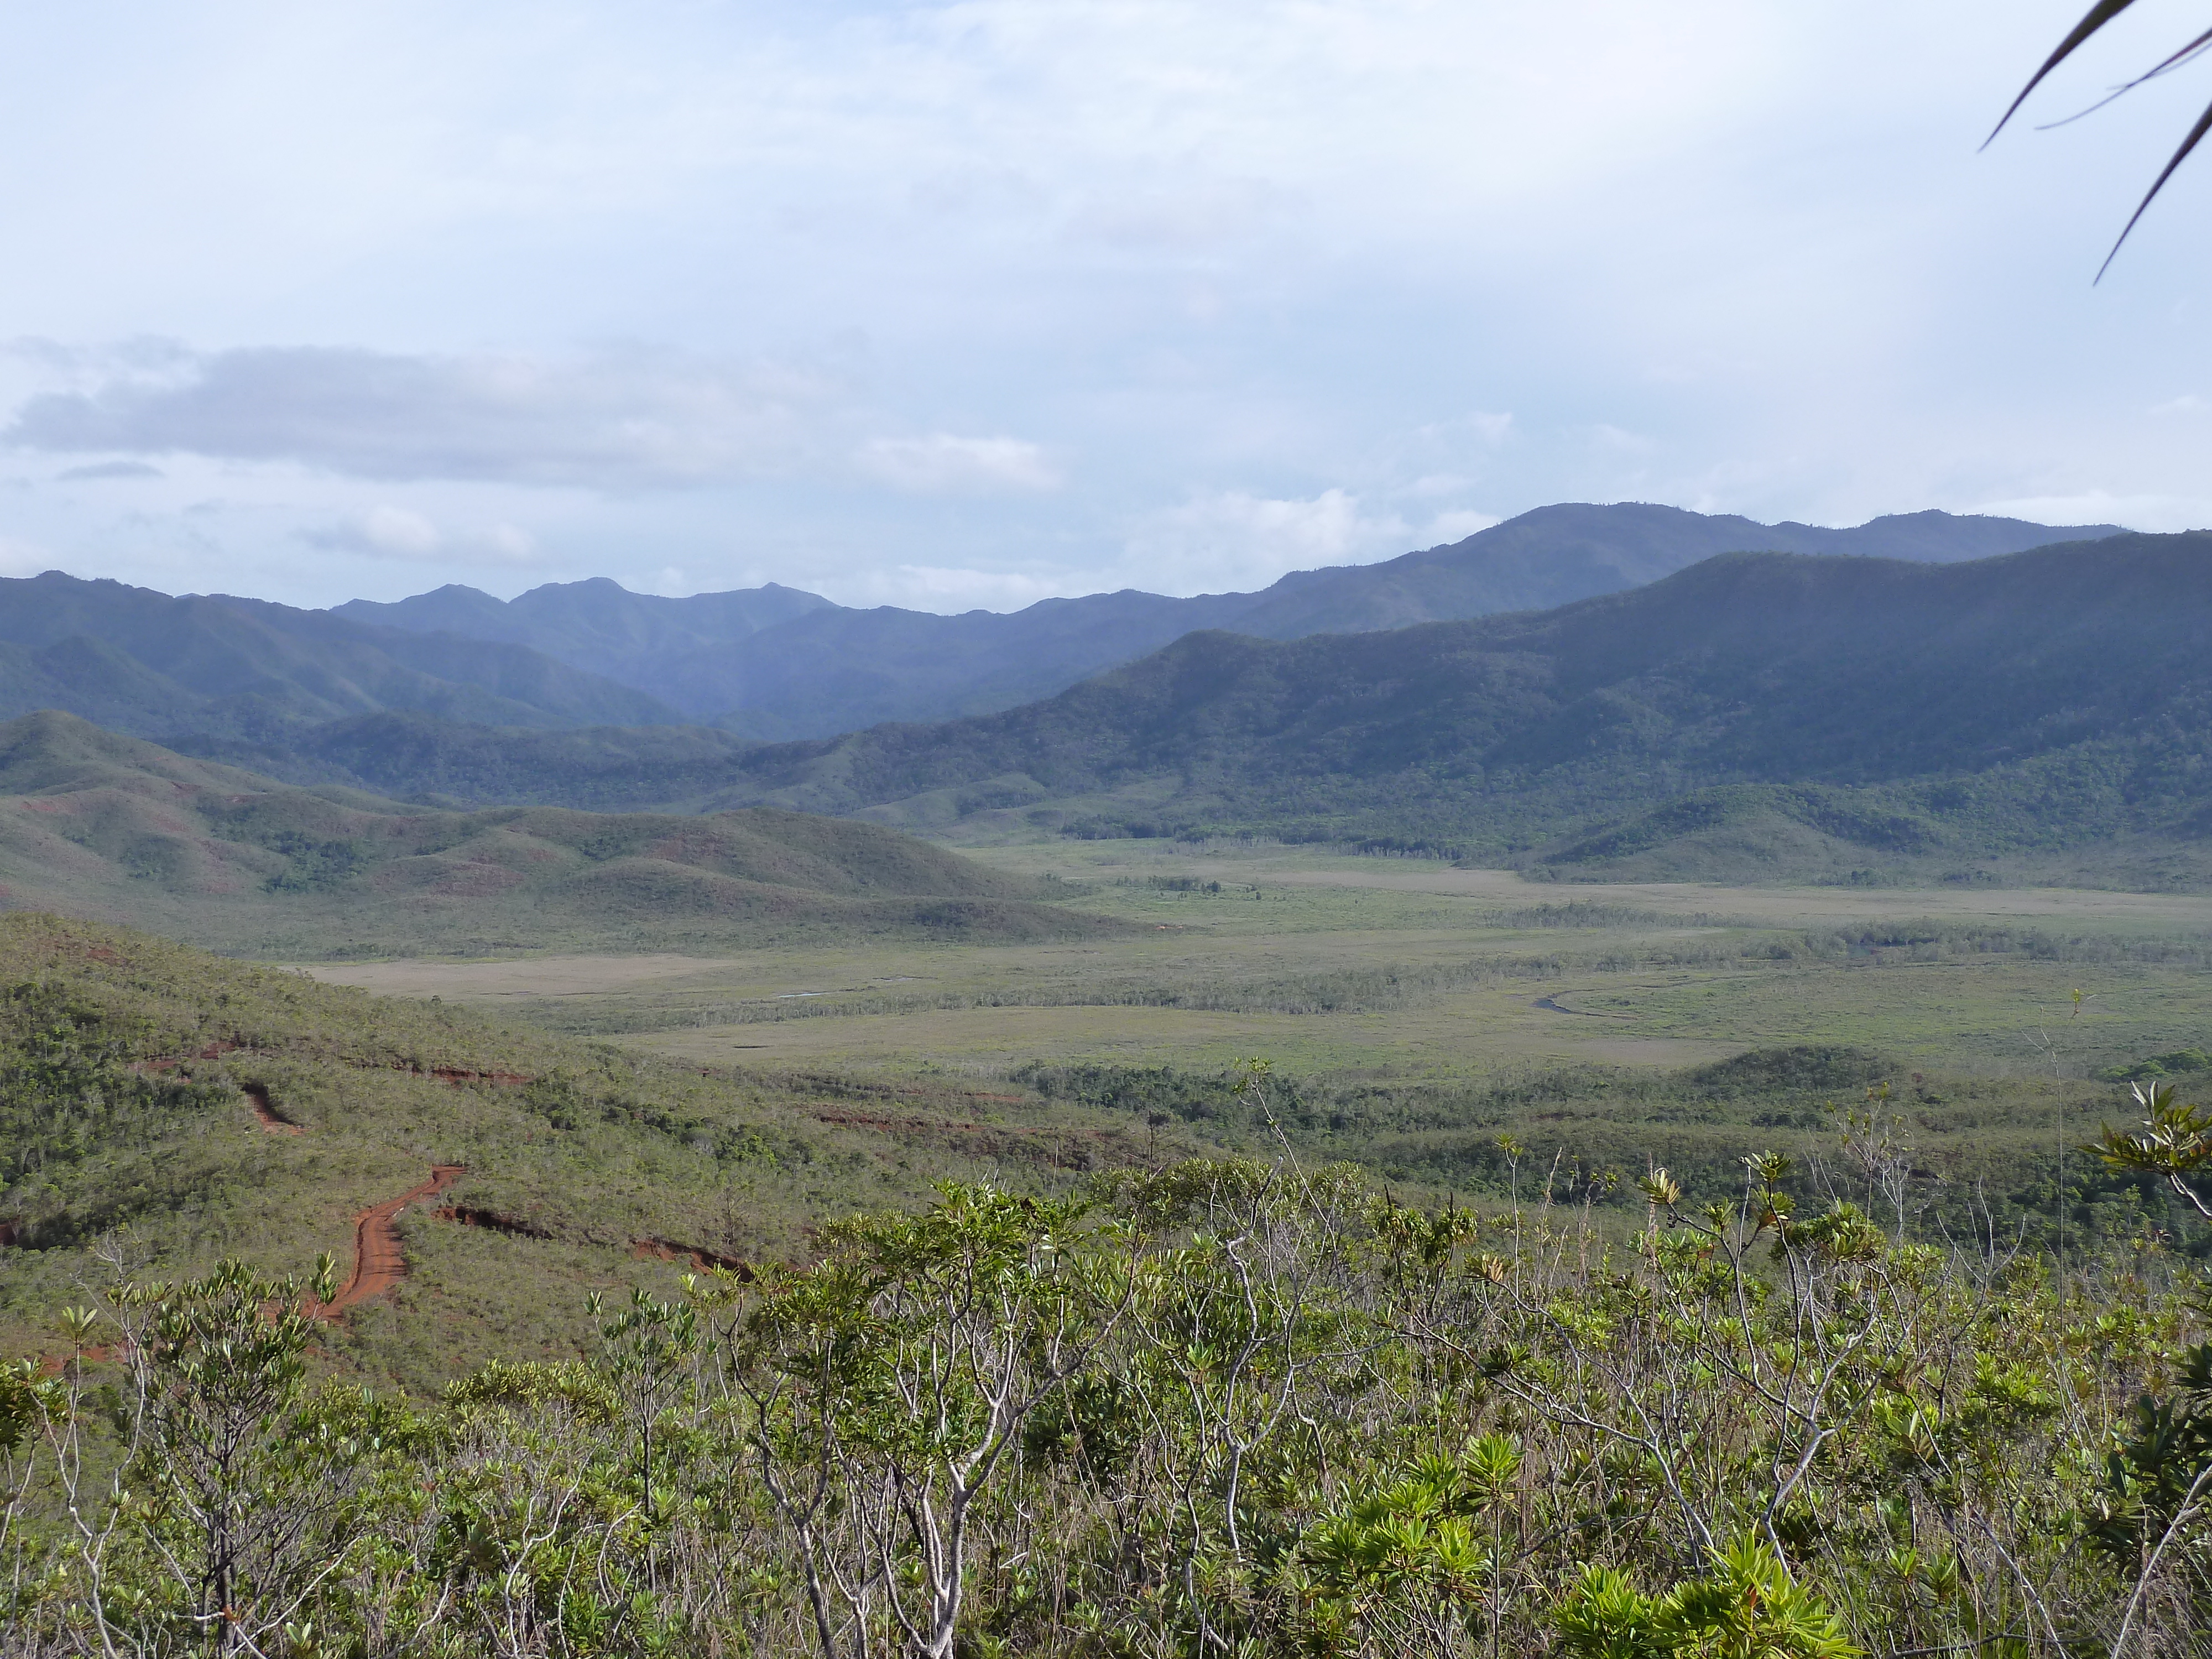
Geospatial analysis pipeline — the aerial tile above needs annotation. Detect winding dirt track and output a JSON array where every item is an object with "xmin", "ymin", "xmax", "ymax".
[
  {"xmin": 229, "ymin": 1077, "xmax": 462, "ymax": 1316},
  {"xmin": 320, "ymin": 1165, "xmax": 467, "ymax": 1316},
  {"xmin": 228, "ymin": 1074, "xmax": 735, "ymax": 1315}
]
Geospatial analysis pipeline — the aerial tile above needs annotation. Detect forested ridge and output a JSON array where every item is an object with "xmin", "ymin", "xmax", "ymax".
[{"xmin": 695, "ymin": 533, "xmax": 2212, "ymax": 883}]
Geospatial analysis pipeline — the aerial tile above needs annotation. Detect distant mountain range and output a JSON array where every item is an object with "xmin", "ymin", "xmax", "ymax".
[
  {"xmin": 330, "ymin": 503, "xmax": 2121, "ymax": 737},
  {"xmin": 87, "ymin": 525, "xmax": 2212, "ymax": 890},
  {"xmin": 0, "ymin": 502, "xmax": 2114, "ymax": 760},
  {"xmin": 6, "ymin": 498, "xmax": 2199, "ymax": 890},
  {"xmin": 0, "ymin": 569, "xmax": 680, "ymax": 742},
  {"xmin": 676, "ymin": 529, "xmax": 2212, "ymax": 886}
]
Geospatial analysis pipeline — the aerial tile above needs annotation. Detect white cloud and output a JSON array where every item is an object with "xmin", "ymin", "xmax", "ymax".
[
  {"xmin": 1411, "ymin": 413, "xmax": 1514, "ymax": 452},
  {"xmin": 856, "ymin": 433, "xmax": 1061, "ymax": 493},
  {"xmin": 464, "ymin": 522, "xmax": 538, "ymax": 561},
  {"xmin": 4, "ymin": 343, "xmax": 851, "ymax": 489},
  {"xmin": 1968, "ymin": 492, "xmax": 2209, "ymax": 533},
  {"xmin": 303, "ymin": 503, "xmax": 539, "ymax": 562},
  {"xmin": 311, "ymin": 504, "xmax": 440, "ymax": 558},
  {"xmin": 1125, "ymin": 487, "xmax": 1410, "ymax": 592},
  {"xmin": 2151, "ymin": 395, "xmax": 2209, "ymax": 416}
]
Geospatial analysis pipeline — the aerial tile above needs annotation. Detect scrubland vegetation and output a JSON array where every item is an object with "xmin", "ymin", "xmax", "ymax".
[
  {"xmin": 0, "ymin": 912, "xmax": 1156, "ymax": 1390},
  {"xmin": 7, "ymin": 1132, "xmax": 2212, "ymax": 1656}
]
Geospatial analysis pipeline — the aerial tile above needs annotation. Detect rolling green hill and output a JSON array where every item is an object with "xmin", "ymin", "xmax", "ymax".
[
  {"xmin": 0, "ymin": 912, "xmax": 1159, "ymax": 1387},
  {"xmin": 0, "ymin": 712, "xmax": 1120, "ymax": 956},
  {"xmin": 177, "ymin": 708, "xmax": 765, "ymax": 810}
]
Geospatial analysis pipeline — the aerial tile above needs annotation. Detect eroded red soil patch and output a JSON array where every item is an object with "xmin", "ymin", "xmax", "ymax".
[
  {"xmin": 37, "ymin": 1342, "xmax": 123, "ymax": 1376},
  {"xmin": 137, "ymin": 1040, "xmax": 245, "ymax": 1074},
  {"xmin": 631, "ymin": 1238, "xmax": 752, "ymax": 1278},
  {"xmin": 243, "ymin": 1084, "xmax": 303, "ymax": 1135},
  {"xmin": 436, "ymin": 1204, "xmax": 552, "ymax": 1239}
]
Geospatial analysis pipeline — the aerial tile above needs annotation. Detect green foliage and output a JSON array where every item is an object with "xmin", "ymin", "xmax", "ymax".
[
  {"xmin": 2100, "ymin": 1046, "xmax": 2212, "ymax": 1082},
  {"xmin": 1557, "ymin": 1540, "xmax": 1860, "ymax": 1659},
  {"xmin": 0, "ymin": 1164, "xmax": 2207, "ymax": 1655},
  {"xmin": 2088, "ymin": 1080, "xmax": 2212, "ymax": 1222},
  {"xmin": 2085, "ymin": 1339, "xmax": 2212, "ymax": 1566},
  {"xmin": 0, "ymin": 978, "xmax": 226, "ymax": 1200}
]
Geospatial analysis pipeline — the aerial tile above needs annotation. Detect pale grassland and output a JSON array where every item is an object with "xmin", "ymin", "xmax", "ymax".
[
  {"xmin": 297, "ymin": 846, "xmax": 2212, "ymax": 1084},
  {"xmin": 980, "ymin": 838, "xmax": 2212, "ymax": 932}
]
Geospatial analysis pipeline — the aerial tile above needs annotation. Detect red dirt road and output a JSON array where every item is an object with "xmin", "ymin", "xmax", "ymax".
[{"xmin": 321, "ymin": 1165, "xmax": 467, "ymax": 1316}]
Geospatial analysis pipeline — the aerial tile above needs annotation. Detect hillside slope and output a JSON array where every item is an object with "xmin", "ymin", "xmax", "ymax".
[
  {"xmin": 0, "ymin": 913, "xmax": 1158, "ymax": 1387},
  {"xmin": 331, "ymin": 504, "xmax": 2116, "ymax": 735},
  {"xmin": 699, "ymin": 532, "xmax": 2212, "ymax": 883},
  {"xmin": 0, "ymin": 712, "xmax": 1118, "ymax": 955}
]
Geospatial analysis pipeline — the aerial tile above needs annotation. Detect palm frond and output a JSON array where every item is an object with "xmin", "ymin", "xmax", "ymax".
[
  {"xmin": 2098, "ymin": 95, "xmax": 2212, "ymax": 277},
  {"xmin": 1986, "ymin": 0, "xmax": 2145, "ymax": 145}
]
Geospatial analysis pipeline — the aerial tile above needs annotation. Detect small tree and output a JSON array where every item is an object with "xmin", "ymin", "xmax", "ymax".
[
  {"xmin": 2088, "ymin": 1080, "xmax": 2212, "ymax": 1223},
  {"xmin": 737, "ymin": 1183, "xmax": 1134, "ymax": 1659},
  {"xmin": 118, "ymin": 1255, "xmax": 359, "ymax": 1656}
]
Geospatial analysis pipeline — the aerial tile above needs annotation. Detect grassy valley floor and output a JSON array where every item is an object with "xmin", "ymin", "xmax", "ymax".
[
  {"xmin": 304, "ymin": 844, "xmax": 2212, "ymax": 1083},
  {"xmin": 284, "ymin": 843, "xmax": 2212, "ymax": 1262}
]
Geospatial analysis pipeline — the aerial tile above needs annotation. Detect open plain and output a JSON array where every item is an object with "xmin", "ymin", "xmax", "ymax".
[{"xmin": 298, "ymin": 841, "xmax": 2212, "ymax": 1084}]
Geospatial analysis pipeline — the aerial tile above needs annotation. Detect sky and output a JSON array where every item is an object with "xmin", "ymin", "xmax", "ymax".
[{"xmin": 0, "ymin": 0, "xmax": 2207, "ymax": 614}]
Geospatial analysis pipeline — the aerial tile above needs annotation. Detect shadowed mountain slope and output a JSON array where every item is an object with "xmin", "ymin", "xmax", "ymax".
[
  {"xmin": 333, "ymin": 576, "xmax": 835, "ymax": 713},
  {"xmin": 0, "ymin": 712, "xmax": 1117, "ymax": 956},
  {"xmin": 330, "ymin": 504, "xmax": 2117, "ymax": 736},
  {"xmin": 0, "ymin": 570, "xmax": 681, "ymax": 740},
  {"xmin": 691, "ymin": 532, "xmax": 2212, "ymax": 883}
]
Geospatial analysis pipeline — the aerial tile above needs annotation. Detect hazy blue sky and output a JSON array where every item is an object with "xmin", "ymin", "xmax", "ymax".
[{"xmin": 0, "ymin": 1, "xmax": 2206, "ymax": 612}]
